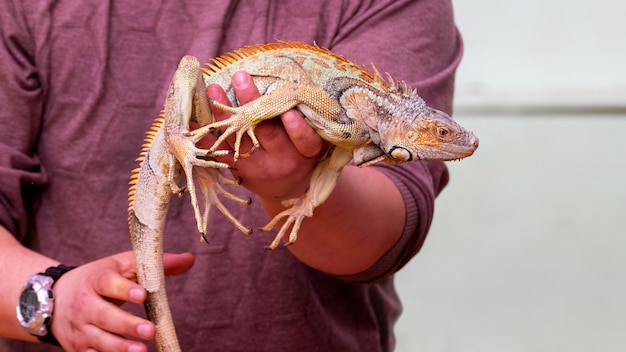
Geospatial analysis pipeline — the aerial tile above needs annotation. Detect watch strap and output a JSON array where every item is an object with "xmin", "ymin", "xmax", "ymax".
[
  {"xmin": 37, "ymin": 264, "xmax": 76, "ymax": 346},
  {"xmin": 40, "ymin": 264, "xmax": 76, "ymax": 282}
]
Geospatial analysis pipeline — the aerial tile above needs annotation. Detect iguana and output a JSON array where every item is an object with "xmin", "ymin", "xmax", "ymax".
[{"xmin": 128, "ymin": 41, "xmax": 478, "ymax": 351}]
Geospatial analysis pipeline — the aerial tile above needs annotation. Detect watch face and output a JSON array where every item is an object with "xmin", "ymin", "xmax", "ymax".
[{"xmin": 19, "ymin": 284, "xmax": 40, "ymax": 322}]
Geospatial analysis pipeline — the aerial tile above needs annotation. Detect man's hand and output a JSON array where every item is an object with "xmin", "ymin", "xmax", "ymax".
[
  {"xmin": 195, "ymin": 71, "xmax": 404, "ymax": 275},
  {"xmin": 51, "ymin": 251, "xmax": 194, "ymax": 352},
  {"xmin": 197, "ymin": 71, "xmax": 328, "ymax": 203}
]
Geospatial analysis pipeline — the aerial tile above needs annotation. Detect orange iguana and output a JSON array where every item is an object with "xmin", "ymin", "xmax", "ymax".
[{"xmin": 128, "ymin": 41, "xmax": 478, "ymax": 351}]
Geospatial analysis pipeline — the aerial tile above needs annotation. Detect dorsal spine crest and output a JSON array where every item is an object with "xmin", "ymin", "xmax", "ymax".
[
  {"xmin": 200, "ymin": 41, "xmax": 415, "ymax": 96},
  {"xmin": 128, "ymin": 113, "xmax": 165, "ymax": 218}
]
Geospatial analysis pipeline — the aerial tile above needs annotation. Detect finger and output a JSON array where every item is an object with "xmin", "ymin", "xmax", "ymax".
[
  {"xmin": 93, "ymin": 253, "xmax": 194, "ymax": 303},
  {"xmin": 83, "ymin": 323, "xmax": 149, "ymax": 352},
  {"xmin": 230, "ymin": 72, "xmax": 293, "ymax": 151},
  {"xmin": 87, "ymin": 297, "xmax": 155, "ymax": 341},
  {"xmin": 55, "ymin": 285, "xmax": 152, "ymax": 351},
  {"xmin": 163, "ymin": 252, "xmax": 195, "ymax": 276},
  {"xmin": 94, "ymin": 268, "xmax": 146, "ymax": 304},
  {"xmin": 281, "ymin": 110, "xmax": 326, "ymax": 158},
  {"xmin": 207, "ymin": 73, "xmax": 265, "ymax": 156},
  {"xmin": 206, "ymin": 84, "xmax": 233, "ymax": 122},
  {"xmin": 231, "ymin": 71, "xmax": 261, "ymax": 104}
]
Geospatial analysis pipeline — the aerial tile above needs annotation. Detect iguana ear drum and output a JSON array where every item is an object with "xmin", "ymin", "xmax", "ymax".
[{"xmin": 389, "ymin": 146, "xmax": 413, "ymax": 161}]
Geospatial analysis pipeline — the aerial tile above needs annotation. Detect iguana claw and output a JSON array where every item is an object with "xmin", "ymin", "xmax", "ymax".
[
  {"xmin": 260, "ymin": 147, "xmax": 354, "ymax": 249},
  {"xmin": 261, "ymin": 197, "xmax": 314, "ymax": 249}
]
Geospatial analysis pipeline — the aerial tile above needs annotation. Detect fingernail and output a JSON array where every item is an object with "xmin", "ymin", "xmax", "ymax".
[
  {"xmin": 137, "ymin": 323, "xmax": 153, "ymax": 339},
  {"xmin": 282, "ymin": 111, "xmax": 299, "ymax": 129},
  {"xmin": 206, "ymin": 84, "xmax": 219, "ymax": 99},
  {"xmin": 128, "ymin": 343, "xmax": 144, "ymax": 352},
  {"xmin": 130, "ymin": 288, "xmax": 144, "ymax": 302},
  {"xmin": 232, "ymin": 72, "xmax": 247, "ymax": 89}
]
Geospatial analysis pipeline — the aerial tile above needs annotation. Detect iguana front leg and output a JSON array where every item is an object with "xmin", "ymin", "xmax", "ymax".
[
  {"xmin": 195, "ymin": 82, "xmax": 354, "ymax": 248},
  {"xmin": 192, "ymin": 82, "xmax": 342, "ymax": 161}
]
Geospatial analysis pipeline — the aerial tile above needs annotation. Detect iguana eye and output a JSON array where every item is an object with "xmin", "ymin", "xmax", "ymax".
[{"xmin": 437, "ymin": 127, "xmax": 449, "ymax": 137}]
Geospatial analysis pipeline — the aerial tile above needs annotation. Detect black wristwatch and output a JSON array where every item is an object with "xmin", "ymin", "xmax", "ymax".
[{"xmin": 16, "ymin": 264, "xmax": 76, "ymax": 346}]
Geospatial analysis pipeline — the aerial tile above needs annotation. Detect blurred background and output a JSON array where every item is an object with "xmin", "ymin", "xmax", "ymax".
[{"xmin": 395, "ymin": 1, "xmax": 626, "ymax": 351}]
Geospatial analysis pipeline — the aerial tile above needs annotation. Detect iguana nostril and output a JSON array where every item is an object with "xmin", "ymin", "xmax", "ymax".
[{"xmin": 472, "ymin": 136, "xmax": 479, "ymax": 148}]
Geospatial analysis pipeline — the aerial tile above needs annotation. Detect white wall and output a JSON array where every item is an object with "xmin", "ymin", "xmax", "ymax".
[
  {"xmin": 452, "ymin": 0, "xmax": 626, "ymax": 110},
  {"xmin": 395, "ymin": 116, "xmax": 626, "ymax": 352},
  {"xmin": 395, "ymin": 1, "xmax": 626, "ymax": 351}
]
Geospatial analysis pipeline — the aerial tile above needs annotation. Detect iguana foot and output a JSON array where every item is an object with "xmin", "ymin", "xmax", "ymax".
[
  {"xmin": 190, "ymin": 99, "xmax": 261, "ymax": 162},
  {"xmin": 193, "ymin": 82, "xmax": 306, "ymax": 161},
  {"xmin": 194, "ymin": 167, "xmax": 252, "ymax": 238},
  {"xmin": 260, "ymin": 147, "xmax": 354, "ymax": 249},
  {"xmin": 260, "ymin": 195, "xmax": 315, "ymax": 250},
  {"xmin": 175, "ymin": 152, "xmax": 252, "ymax": 238}
]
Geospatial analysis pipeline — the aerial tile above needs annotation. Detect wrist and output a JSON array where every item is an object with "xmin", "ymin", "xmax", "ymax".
[{"xmin": 16, "ymin": 264, "xmax": 76, "ymax": 346}]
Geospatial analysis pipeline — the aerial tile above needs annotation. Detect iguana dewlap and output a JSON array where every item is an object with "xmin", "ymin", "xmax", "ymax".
[{"xmin": 128, "ymin": 41, "xmax": 478, "ymax": 352}]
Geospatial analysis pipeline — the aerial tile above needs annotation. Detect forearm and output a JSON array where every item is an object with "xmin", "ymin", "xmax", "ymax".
[
  {"xmin": 260, "ymin": 165, "xmax": 405, "ymax": 276},
  {"xmin": 205, "ymin": 72, "xmax": 410, "ymax": 276},
  {"xmin": 0, "ymin": 226, "xmax": 58, "ymax": 341}
]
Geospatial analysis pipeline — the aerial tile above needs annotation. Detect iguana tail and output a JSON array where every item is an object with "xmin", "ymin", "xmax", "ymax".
[{"xmin": 129, "ymin": 121, "xmax": 183, "ymax": 352}]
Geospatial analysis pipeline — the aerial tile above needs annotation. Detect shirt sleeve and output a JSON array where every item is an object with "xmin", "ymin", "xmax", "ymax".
[
  {"xmin": 0, "ymin": 0, "xmax": 47, "ymax": 240},
  {"xmin": 327, "ymin": 0, "xmax": 463, "ymax": 283}
]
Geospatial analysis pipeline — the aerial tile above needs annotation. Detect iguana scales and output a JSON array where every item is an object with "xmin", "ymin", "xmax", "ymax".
[{"xmin": 128, "ymin": 41, "xmax": 478, "ymax": 351}]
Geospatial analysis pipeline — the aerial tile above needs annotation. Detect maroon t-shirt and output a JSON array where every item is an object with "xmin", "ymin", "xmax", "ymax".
[{"xmin": 0, "ymin": 0, "xmax": 461, "ymax": 351}]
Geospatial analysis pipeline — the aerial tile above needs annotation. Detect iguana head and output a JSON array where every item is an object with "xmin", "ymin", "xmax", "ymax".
[{"xmin": 377, "ymin": 96, "xmax": 479, "ymax": 163}]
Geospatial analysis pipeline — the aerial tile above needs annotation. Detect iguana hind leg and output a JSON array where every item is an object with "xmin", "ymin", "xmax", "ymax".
[
  {"xmin": 193, "ymin": 167, "xmax": 252, "ymax": 240},
  {"xmin": 165, "ymin": 56, "xmax": 251, "ymax": 236}
]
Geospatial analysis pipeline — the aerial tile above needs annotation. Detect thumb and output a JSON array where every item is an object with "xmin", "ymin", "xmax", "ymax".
[{"xmin": 163, "ymin": 252, "xmax": 195, "ymax": 276}]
